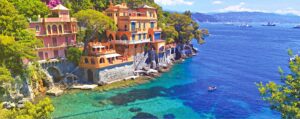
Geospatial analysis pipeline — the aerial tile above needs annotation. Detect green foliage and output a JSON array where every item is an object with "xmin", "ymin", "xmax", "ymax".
[
  {"xmin": 0, "ymin": 0, "xmax": 28, "ymax": 37},
  {"xmin": 74, "ymin": 9, "xmax": 116, "ymax": 35},
  {"xmin": 74, "ymin": 9, "xmax": 116, "ymax": 54},
  {"xmin": 0, "ymin": 35, "xmax": 42, "ymax": 76},
  {"xmin": 67, "ymin": 47, "xmax": 82, "ymax": 65},
  {"xmin": 162, "ymin": 26, "xmax": 178, "ymax": 44},
  {"xmin": 257, "ymin": 51, "xmax": 300, "ymax": 118},
  {"xmin": 1, "ymin": 97, "xmax": 54, "ymax": 119},
  {"xmin": 62, "ymin": 0, "xmax": 94, "ymax": 14},
  {"xmin": 163, "ymin": 12, "xmax": 202, "ymax": 44},
  {"xmin": 0, "ymin": 67, "xmax": 14, "ymax": 101},
  {"xmin": 8, "ymin": 0, "xmax": 50, "ymax": 21}
]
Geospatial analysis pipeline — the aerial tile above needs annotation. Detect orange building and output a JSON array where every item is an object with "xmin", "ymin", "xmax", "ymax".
[
  {"xmin": 105, "ymin": 2, "xmax": 166, "ymax": 57},
  {"xmin": 79, "ymin": 2, "xmax": 167, "ymax": 83}
]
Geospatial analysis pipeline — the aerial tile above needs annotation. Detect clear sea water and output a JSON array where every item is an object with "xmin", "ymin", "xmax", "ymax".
[{"xmin": 51, "ymin": 23, "xmax": 300, "ymax": 119}]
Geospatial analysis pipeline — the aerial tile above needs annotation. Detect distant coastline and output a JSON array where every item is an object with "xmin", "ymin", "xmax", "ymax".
[{"xmin": 192, "ymin": 12, "xmax": 300, "ymax": 23}]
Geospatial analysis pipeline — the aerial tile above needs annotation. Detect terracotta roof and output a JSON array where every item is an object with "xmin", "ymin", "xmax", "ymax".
[{"xmin": 51, "ymin": 4, "xmax": 69, "ymax": 11}]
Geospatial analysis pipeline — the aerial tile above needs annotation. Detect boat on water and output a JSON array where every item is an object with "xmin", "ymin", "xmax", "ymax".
[
  {"xmin": 208, "ymin": 86, "xmax": 217, "ymax": 92},
  {"xmin": 262, "ymin": 22, "xmax": 276, "ymax": 26},
  {"xmin": 240, "ymin": 24, "xmax": 252, "ymax": 28},
  {"xmin": 293, "ymin": 25, "xmax": 300, "ymax": 29}
]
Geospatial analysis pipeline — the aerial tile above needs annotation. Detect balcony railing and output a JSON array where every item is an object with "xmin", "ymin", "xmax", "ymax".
[
  {"xmin": 36, "ymin": 42, "xmax": 75, "ymax": 50},
  {"xmin": 111, "ymin": 38, "xmax": 151, "ymax": 44}
]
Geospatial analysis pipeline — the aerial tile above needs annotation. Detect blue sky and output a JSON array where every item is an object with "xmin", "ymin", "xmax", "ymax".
[{"xmin": 154, "ymin": 0, "xmax": 300, "ymax": 16}]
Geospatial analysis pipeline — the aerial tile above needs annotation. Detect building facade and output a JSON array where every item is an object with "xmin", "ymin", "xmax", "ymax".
[
  {"xmin": 79, "ymin": 2, "xmax": 167, "ymax": 84},
  {"xmin": 30, "ymin": 4, "xmax": 77, "ymax": 60}
]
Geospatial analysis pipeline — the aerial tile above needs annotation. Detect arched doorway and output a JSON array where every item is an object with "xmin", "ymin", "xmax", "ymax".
[
  {"xmin": 47, "ymin": 67, "xmax": 62, "ymax": 83},
  {"xmin": 87, "ymin": 69, "xmax": 94, "ymax": 83}
]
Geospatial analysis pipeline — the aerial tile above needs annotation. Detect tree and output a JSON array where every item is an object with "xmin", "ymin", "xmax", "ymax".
[
  {"xmin": 257, "ymin": 51, "xmax": 300, "ymax": 118},
  {"xmin": 0, "ymin": 0, "xmax": 28, "ymax": 37},
  {"xmin": 9, "ymin": 0, "xmax": 50, "ymax": 20},
  {"xmin": 1, "ymin": 97, "xmax": 54, "ymax": 119},
  {"xmin": 162, "ymin": 26, "xmax": 178, "ymax": 44},
  {"xmin": 0, "ymin": 67, "xmax": 14, "ymax": 101},
  {"xmin": 66, "ymin": 47, "xmax": 82, "ymax": 65},
  {"xmin": 61, "ymin": 0, "xmax": 94, "ymax": 14},
  {"xmin": 74, "ymin": 9, "xmax": 116, "ymax": 55}
]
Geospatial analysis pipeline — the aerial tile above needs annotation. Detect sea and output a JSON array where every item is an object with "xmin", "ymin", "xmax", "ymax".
[{"xmin": 51, "ymin": 23, "xmax": 300, "ymax": 119}]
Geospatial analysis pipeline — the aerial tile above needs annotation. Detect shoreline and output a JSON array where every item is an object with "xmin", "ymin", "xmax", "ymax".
[{"xmin": 48, "ymin": 57, "xmax": 189, "ymax": 97}]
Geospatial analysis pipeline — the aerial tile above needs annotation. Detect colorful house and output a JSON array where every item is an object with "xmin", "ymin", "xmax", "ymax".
[
  {"xmin": 105, "ymin": 2, "xmax": 165, "ymax": 57},
  {"xmin": 30, "ymin": 4, "xmax": 77, "ymax": 60},
  {"xmin": 78, "ymin": 2, "xmax": 166, "ymax": 83}
]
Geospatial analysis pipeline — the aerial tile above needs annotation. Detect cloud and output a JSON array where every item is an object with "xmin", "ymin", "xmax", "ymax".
[
  {"xmin": 275, "ymin": 8, "xmax": 300, "ymax": 16},
  {"xmin": 154, "ymin": 0, "xmax": 193, "ymax": 6},
  {"xmin": 219, "ymin": 2, "xmax": 263, "ymax": 12},
  {"xmin": 212, "ymin": 1, "xmax": 223, "ymax": 5}
]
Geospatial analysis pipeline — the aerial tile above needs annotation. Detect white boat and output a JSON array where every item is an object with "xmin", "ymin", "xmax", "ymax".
[
  {"xmin": 293, "ymin": 25, "xmax": 300, "ymax": 29},
  {"xmin": 240, "ymin": 24, "xmax": 252, "ymax": 28}
]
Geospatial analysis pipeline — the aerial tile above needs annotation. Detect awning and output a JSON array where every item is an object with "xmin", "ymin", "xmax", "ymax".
[{"xmin": 104, "ymin": 53, "xmax": 121, "ymax": 58}]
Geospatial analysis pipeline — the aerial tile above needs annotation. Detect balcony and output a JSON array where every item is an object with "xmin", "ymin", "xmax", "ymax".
[
  {"xmin": 111, "ymin": 38, "xmax": 151, "ymax": 45},
  {"xmin": 36, "ymin": 42, "xmax": 74, "ymax": 50}
]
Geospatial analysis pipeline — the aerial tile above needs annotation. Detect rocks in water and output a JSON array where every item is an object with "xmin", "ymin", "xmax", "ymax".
[
  {"xmin": 163, "ymin": 114, "xmax": 176, "ymax": 119},
  {"xmin": 129, "ymin": 107, "xmax": 142, "ymax": 112},
  {"xmin": 132, "ymin": 112, "xmax": 158, "ymax": 119}
]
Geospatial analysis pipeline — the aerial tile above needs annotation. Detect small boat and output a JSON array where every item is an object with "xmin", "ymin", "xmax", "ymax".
[
  {"xmin": 262, "ymin": 22, "xmax": 276, "ymax": 26},
  {"xmin": 293, "ymin": 25, "xmax": 300, "ymax": 29},
  {"xmin": 208, "ymin": 86, "xmax": 217, "ymax": 92},
  {"xmin": 240, "ymin": 24, "xmax": 252, "ymax": 28}
]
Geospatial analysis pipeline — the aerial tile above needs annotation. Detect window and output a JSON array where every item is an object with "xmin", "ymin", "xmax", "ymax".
[
  {"xmin": 143, "ymin": 23, "xmax": 146, "ymax": 29},
  {"xmin": 52, "ymin": 25, "xmax": 57, "ymax": 34},
  {"xmin": 91, "ymin": 58, "xmax": 95, "ymax": 64},
  {"xmin": 47, "ymin": 25, "xmax": 51, "ymax": 34},
  {"xmin": 139, "ymin": 22, "xmax": 141, "ymax": 28},
  {"xmin": 36, "ymin": 25, "xmax": 40, "ymax": 32},
  {"xmin": 85, "ymin": 58, "xmax": 89, "ymax": 64},
  {"xmin": 54, "ymin": 50, "xmax": 59, "ymax": 58},
  {"xmin": 59, "ymin": 25, "xmax": 63, "ymax": 33},
  {"xmin": 52, "ymin": 37, "xmax": 57, "ymax": 46},
  {"xmin": 138, "ymin": 34, "xmax": 141, "ymax": 40},
  {"xmin": 100, "ymin": 58, "xmax": 105, "ymax": 63},
  {"xmin": 65, "ymin": 37, "xmax": 68, "ymax": 45},
  {"xmin": 131, "ymin": 22, "xmax": 136, "ymax": 31},
  {"xmin": 132, "ymin": 34, "xmax": 136, "ymax": 40},
  {"xmin": 151, "ymin": 22, "xmax": 155, "ymax": 28}
]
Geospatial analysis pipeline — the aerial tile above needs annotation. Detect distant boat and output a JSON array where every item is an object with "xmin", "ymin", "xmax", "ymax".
[
  {"xmin": 208, "ymin": 86, "xmax": 217, "ymax": 92},
  {"xmin": 240, "ymin": 24, "xmax": 252, "ymax": 28},
  {"xmin": 224, "ymin": 22, "xmax": 234, "ymax": 26},
  {"xmin": 293, "ymin": 25, "xmax": 300, "ymax": 29},
  {"xmin": 262, "ymin": 22, "xmax": 276, "ymax": 26}
]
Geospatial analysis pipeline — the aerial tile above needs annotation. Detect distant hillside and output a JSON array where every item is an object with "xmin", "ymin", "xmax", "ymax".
[
  {"xmin": 192, "ymin": 13, "xmax": 219, "ymax": 22},
  {"xmin": 192, "ymin": 12, "xmax": 300, "ymax": 23}
]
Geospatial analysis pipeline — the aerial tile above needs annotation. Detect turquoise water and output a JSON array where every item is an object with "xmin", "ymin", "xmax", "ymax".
[{"xmin": 52, "ymin": 23, "xmax": 300, "ymax": 119}]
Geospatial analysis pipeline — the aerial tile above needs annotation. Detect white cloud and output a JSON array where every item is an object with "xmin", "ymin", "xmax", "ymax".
[
  {"xmin": 275, "ymin": 8, "xmax": 300, "ymax": 16},
  {"xmin": 212, "ymin": 1, "xmax": 223, "ymax": 5},
  {"xmin": 219, "ymin": 2, "xmax": 263, "ymax": 12},
  {"xmin": 154, "ymin": 0, "xmax": 193, "ymax": 6}
]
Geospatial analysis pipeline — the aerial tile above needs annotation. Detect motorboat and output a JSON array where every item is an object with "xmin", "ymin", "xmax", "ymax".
[
  {"xmin": 262, "ymin": 22, "xmax": 276, "ymax": 26},
  {"xmin": 240, "ymin": 24, "xmax": 252, "ymax": 28},
  {"xmin": 208, "ymin": 86, "xmax": 217, "ymax": 92},
  {"xmin": 293, "ymin": 25, "xmax": 300, "ymax": 29}
]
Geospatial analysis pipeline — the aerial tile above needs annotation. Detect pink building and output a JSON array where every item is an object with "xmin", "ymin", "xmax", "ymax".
[{"xmin": 30, "ymin": 4, "xmax": 77, "ymax": 60}]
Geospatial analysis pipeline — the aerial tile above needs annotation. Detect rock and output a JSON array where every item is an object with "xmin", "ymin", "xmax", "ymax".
[{"xmin": 46, "ymin": 87, "xmax": 63, "ymax": 96}]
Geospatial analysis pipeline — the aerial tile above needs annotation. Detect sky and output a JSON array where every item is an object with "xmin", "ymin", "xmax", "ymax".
[{"xmin": 154, "ymin": 0, "xmax": 300, "ymax": 16}]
